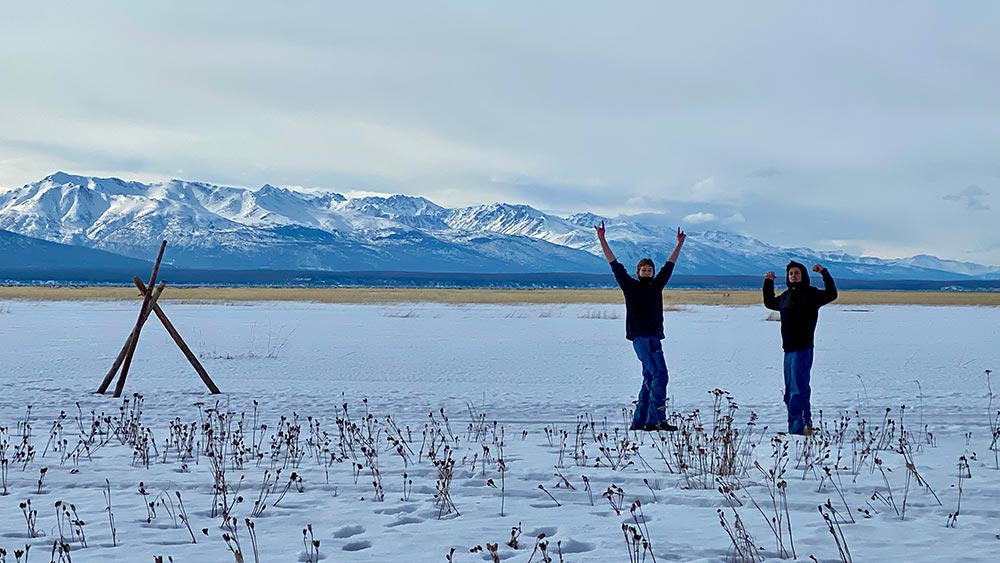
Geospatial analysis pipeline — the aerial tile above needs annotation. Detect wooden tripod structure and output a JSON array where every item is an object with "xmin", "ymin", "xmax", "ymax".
[{"xmin": 96, "ymin": 240, "xmax": 221, "ymax": 397}]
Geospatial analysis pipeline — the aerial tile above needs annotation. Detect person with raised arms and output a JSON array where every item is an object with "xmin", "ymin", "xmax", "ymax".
[
  {"xmin": 763, "ymin": 261, "xmax": 838, "ymax": 435},
  {"xmin": 595, "ymin": 220, "xmax": 686, "ymax": 432}
]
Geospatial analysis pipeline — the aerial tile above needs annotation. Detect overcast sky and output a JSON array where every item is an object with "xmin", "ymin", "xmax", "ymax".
[{"xmin": 1, "ymin": 1, "xmax": 998, "ymax": 264}]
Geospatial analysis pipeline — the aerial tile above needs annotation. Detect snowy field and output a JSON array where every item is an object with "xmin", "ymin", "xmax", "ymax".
[{"xmin": 0, "ymin": 299, "xmax": 998, "ymax": 562}]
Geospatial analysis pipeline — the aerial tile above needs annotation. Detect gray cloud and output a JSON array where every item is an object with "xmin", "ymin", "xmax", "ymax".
[
  {"xmin": 0, "ymin": 138, "xmax": 152, "ymax": 178},
  {"xmin": 1, "ymin": 2, "xmax": 998, "ymax": 264},
  {"xmin": 484, "ymin": 175, "xmax": 616, "ymax": 209},
  {"xmin": 749, "ymin": 167, "xmax": 780, "ymax": 178},
  {"xmin": 943, "ymin": 185, "xmax": 991, "ymax": 210}
]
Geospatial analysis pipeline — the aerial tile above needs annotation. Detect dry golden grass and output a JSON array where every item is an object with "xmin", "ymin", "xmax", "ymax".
[{"xmin": 1, "ymin": 286, "xmax": 998, "ymax": 306}]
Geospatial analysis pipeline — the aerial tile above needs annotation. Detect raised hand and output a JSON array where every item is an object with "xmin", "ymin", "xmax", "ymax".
[
  {"xmin": 812, "ymin": 264, "xmax": 824, "ymax": 273},
  {"xmin": 765, "ymin": 271, "xmax": 776, "ymax": 281},
  {"xmin": 595, "ymin": 220, "xmax": 616, "ymax": 262},
  {"xmin": 676, "ymin": 227, "xmax": 686, "ymax": 244},
  {"xmin": 594, "ymin": 220, "xmax": 606, "ymax": 240}
]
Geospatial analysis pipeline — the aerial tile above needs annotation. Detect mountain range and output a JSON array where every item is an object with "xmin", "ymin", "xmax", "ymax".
[{"xmin": 1, "ymin": 171, "xmax": 998, "ymax": 281}]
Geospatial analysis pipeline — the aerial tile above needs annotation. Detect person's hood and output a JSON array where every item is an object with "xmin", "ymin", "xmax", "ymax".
[{"xmin": 786, "ymin": 260, "xmax": 810, "ymax": 289}]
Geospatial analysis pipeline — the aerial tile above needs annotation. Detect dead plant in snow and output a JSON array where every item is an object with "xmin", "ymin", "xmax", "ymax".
[
  {"xmin": 947, "ymin": 455, "xmax": 971, "ymax": 528},
  {"xmin": 818, "ymin": 500, "xmax": 853, "ymax": 563},
  {"xmin": 718, "ymin": 508, "xmax": 763, "ymax": 563},
  {"xmin": 434, "ymin": 446, "xmax": 460, "ymax": 518}
]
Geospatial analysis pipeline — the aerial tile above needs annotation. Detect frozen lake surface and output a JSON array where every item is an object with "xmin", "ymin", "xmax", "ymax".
[{"xmin": 0, "ymin": 300, "xmax": 997, "ymax": 562}]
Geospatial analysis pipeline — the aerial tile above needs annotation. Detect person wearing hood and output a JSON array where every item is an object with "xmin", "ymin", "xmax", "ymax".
[
  {"xmin": 595, "ymin": 220, "xmax": 686, "ymax": 432},
  {"xmin": 763, "ymin": 261, "xmax": 838, "ymax": 435}
]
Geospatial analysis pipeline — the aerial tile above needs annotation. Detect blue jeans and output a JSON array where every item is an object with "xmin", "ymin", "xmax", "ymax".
[
  {"xmin": 783, "ymin": 348, "xmax": 814, "ymax": 434},
  {"xmin": 632, "ymin": 337, "xmax": 669, "ymax": 427}
]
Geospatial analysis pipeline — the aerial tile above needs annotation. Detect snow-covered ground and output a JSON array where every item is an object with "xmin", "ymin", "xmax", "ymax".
[{"xmin": 0, "ymin": 299, "xmax": 997, "ymax": 562}]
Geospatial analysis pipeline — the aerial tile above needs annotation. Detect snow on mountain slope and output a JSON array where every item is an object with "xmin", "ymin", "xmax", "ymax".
[
  {"xmin": 1, "ymin": 173, "xmax": 997, "ymax": 278},
  {"xmin": 199, "ymin": 183, "xmax": 352, "ymax": 232},
  {"xmin": 336, "ymin": 195, "xmax": 450, "ymax": 231},
  {"xmin": 445, "ymin": 203, "xmax": 581, "ymax": 245}
]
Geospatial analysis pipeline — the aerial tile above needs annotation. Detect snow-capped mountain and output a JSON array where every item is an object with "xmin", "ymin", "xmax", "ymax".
[
  {"xmin": 444, "ymin": 203, "xmax": 581, "ymax": 244},
  {"xmin": 1, "ymin": 172, "xmax": 998, "ymax": 279},
  {"xmin": 891, "ymin": 255, "xmax": 1000, "ymax": 278},
  {"xmin": 338, "ymin": 195, "xmax": 449, "ymax": 231}
]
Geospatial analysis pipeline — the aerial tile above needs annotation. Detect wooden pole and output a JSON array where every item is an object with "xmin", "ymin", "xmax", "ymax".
[
  {"xmin": 97, "ymin": 335, "xmax": 135, "ymax": 394},
  {"xmin": 110, "ymin": 240, "xmax": 168, "ymax": 398},
  {"xmin": 105, "ymin": 281, "xmax": 166, "ymax": 396},
  {"xmin": 133, "ymin": 278, "xmax": 221, "ymax": 394},
  {"xmin": 96, "ymin": 280, "xmax": 167, "ymax": 394}
]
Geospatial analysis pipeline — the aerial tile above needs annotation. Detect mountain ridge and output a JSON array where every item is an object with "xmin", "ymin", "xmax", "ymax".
[{"xmin": 1, "ymin": 172, "xmax": 997, "ymax": 280}]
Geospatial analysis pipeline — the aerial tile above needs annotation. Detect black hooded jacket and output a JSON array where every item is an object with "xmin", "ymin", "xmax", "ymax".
[
  {"xmin": 609, "ymin": 259, "xmax": 675, "ymax": 340},
  {"xmin": 763, "ymin": 261, "xmax": 838, "ymax": 351}
]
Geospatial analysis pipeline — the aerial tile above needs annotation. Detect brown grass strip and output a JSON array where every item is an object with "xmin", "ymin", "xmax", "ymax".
[{"xmin": 1, "ymin": 286, "xmax": 998, "ymax": 306}]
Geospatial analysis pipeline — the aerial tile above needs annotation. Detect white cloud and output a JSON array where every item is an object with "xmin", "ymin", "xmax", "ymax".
[
  {"xmin": 683, "ymin": 212, "xmax": 718, "ymax": 224},
  {"xmin": 619, "ymin": 195, "xmax": 672, "ymax": 215},
  {"xmin": 340, "ymin": 189, "xmax": 394, "ymax": 200},
  {"xmin": 688, "ymin": 176, "xmax": 729, "ymax": 204},
  {"xmin": 816, "ymin": 239, "xmax": 867, "ymax": 256},
  {"xmin": 815, "ymin": 238, "xmax": 943, "ymax": 260}
]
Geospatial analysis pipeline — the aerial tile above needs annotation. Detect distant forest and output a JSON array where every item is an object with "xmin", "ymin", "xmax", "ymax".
[{"xmin": 2, "ymin": 267, "xmax": 999, "ymax": 291}]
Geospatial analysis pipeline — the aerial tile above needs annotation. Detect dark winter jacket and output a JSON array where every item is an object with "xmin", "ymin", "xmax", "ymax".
[
  {"xmin": 610, "ymin": 259, "xmax": 675, "ymax": 340},
  {"xmin": 763, "ymin": 261, "xmax": 838, "ymax": 351}
]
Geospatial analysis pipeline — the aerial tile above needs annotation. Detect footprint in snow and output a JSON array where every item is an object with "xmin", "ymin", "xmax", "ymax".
[
  {"xmin": 558, "ymin": 538, "xmax": 596, "ymax": 554},
  {"xmin": 331, "ymin": 524, "xmax": 365, "ymax": 538},
  {"xmin": 526, "ymin": 526, "xmax": 558, "ymax": 538},
  {"xmin": 374, "ymin": 503, "xmax": 418, "ymax": 515},
  {"xmin": 386, "ymin": 515, "xmax": 423, "ymax": 527},
  {"xmin": 342, "ymin": 540, "xmax": 372, "ymax": 552}
]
